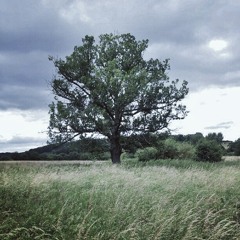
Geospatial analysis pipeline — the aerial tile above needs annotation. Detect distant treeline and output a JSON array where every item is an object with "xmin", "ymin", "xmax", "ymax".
[{"xmin": 0, "ymin": 132, "xmax": 240, "ymax": 161}]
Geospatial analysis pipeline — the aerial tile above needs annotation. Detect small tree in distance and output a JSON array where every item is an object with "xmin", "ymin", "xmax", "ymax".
[
  {"xmin": 48, "ymin": 33, "xmax": 189, "ymax": 164},
  {"xmin": 206, "ymin": 132, "xmax": 223, "ymax": 143}
]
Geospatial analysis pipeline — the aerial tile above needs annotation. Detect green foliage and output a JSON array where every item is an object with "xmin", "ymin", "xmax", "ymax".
[
  {"xmin": 158, "ymin": 138, "xmax": 179, "ymax": 159},
  {"xmin": 173, "ymin": 140, "xmax": 196, "ymax": 159},
  {"xmin": 79, "ymin": 151, "xmax": 110, "ymax": 160},
  {"xmin": 172, "ymin": 132, "xmax": 205, "ymax": 144},
  {"xmin": 48, "ymin": 33, "xmax": 189, "ymax": 163},
  {"xmin": 187, "ymin": 132, "xmax": 204, "ymax": 144},
  {"xmin": 195, "ymin": 139, "xmax": 223, "ymax": 162},
  {"xmin": 136, "ymin": 147, "xmax": 158, "ymax": 161},
  {"xmin": 121, "ymin": 132, "xmax": 169, "ymax": 154},
  {"xmin": 121, "ymin": 151, "xmax": 135, "ymax": 160},
  {"xmin": 137, "ymin": 139, "xmax": 196, "ymax": 161},
  {"xmin": 206, "ymin": 132, "xmax": 223, "ymax": 143},
  {"xmin": 229, "ymin": 138, "xmax": 240, "ymax": 156},
  {"xmin": 0, "ymin": 138, "xmax": 110, "ymax": 161},
  {"xmin": 158, "ymin": 139, "xmax": 196, "ymax": 160}
]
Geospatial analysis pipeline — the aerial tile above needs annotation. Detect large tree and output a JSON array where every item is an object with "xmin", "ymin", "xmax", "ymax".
[{"xmin": 48, "ymin": 33, "xmax": 189, "ymax": 163}]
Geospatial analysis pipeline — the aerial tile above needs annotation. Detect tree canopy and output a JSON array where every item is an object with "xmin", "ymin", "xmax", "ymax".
[{"xmin": 48, "ymin": 33, "xmax": 189, "ymax": 163}]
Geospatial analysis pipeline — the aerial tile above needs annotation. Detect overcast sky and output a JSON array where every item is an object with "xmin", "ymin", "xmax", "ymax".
[{"xmin": 0, "ymin": 0, "xmax": 240, "ymax": 152}]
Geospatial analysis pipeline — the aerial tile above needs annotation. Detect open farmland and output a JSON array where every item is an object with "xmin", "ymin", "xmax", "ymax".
[{"xmin": 0, "ymin": 159, "xmax": 240, "ymax": 239}]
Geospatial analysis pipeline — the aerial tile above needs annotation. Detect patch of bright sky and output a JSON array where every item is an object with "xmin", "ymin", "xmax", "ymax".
[
  {"xmin": 208, "ymin": 39, "xmax": 228, "ymax": 52},
  {"xmin": 170, "ymin": 86, "xmax": 240, "ymax": 141},
  {"xmin": 0, "ymin": 86, "xmax": 240, "ymax": 152},
  {"xmin": 207, "ymin": 39, "xmax": 232, "ymax": 59},
  {"xmin": 0, "ymin": 109, "xmax": 48, "ymax": 152}
]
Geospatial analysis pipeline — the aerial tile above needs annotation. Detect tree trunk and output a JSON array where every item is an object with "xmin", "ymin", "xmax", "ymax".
[{"xmin": 109, "ymin": 135, "xmax": 122, "ymax": 164}]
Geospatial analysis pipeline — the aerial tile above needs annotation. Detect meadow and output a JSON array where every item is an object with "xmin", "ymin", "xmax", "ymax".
[{"xmin": 0, "ymin": 158, "xmax": 240, "ymax": 239}]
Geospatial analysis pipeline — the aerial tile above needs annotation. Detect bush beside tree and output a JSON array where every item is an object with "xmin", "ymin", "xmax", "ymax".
[
  {"xmin": 136, "ymin": 139, "xmax": 196, "ymax": 161},
  {"xmin": 137, "ymin": 147, "xmax": 158, "ymax": 161}
]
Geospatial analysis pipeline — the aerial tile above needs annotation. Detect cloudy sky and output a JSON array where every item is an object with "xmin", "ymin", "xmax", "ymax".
[{"xmin": 0, "ymin": 0, "xmax": 240, "ymax": 152}]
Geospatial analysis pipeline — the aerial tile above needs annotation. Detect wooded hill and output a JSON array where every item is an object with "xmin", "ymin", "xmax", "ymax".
[{"xmin": 0, "ymin": 132, "xmax": 238, "ymax": 161}]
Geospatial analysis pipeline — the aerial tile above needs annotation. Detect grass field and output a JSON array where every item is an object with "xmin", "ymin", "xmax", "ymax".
[{"xmin": 0, "ymin": 158, "xmax": 240, "ymax": 239}]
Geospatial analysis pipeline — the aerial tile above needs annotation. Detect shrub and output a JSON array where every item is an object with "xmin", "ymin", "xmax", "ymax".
[
  {"xmin": 157, "ymin": 139, "xmax": 196, "ymax": 160},
  {"xmin": 68, "ymin": 151, "xmax": 81, "ymax": 160},
  {"xmin": 156, "ymin": 139, "xmax": 178, "ymax": 159},
  {"xmin": 136, "ymin": 138, "xmax": 196, "ymax": 161},
  {"xmin": 136, "ymin": 147, "xmax": 158, "ymax": 161},
  {"xmin": 177, "ymin": 142, "xmax": 196, "ymax": 159},
  {"xmin": 95, "ymin": 152, "xmax": 111, "ymax": 160},
  {"xmin": 195, "ymin": 139, "xmax": 223, "ymax": 162},
  {"xmin": 121, "ymin": 151, "xmax": 135, "ymax": 160}
]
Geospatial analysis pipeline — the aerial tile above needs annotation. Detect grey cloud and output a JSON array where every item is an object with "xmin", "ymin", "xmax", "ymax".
[
  {"xmin": 205, "ymin": 121, "xmax": 234, "ymax": 130},
  {"xmin": 0, "ymin": 0, "xmax": 85, "ymax": 53},
  {"xmin": 0, "ymin": 136, "xmax": 47, "ymax": 152},
  {"xmin": 0, "ymin": 0, "xmax": 93, "ymax": 111},
  {"xmin": 0, "ymin": 86, "xmax": 52, "ymax": 110},
  {"xmin": 17, "ymin": 110, "xmax": 48, "ymax": 123},
  {"xmin": 0, "ymin": 136, "xmax": 45, "ymax": 145},
  {"xmin": 1, "ymin": 0, "xmax": 240, "ymax": 111}
]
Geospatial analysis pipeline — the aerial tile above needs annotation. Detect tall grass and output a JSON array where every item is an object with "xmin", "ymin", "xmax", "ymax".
[{"xmin": 0, "ymin": 160, "xmax": 240, "ymax": 239}]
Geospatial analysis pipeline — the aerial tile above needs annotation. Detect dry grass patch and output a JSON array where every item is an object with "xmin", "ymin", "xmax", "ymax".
[{"xmin": 224, "ymin": 156, "xmax": 240, "ymax": 161}]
